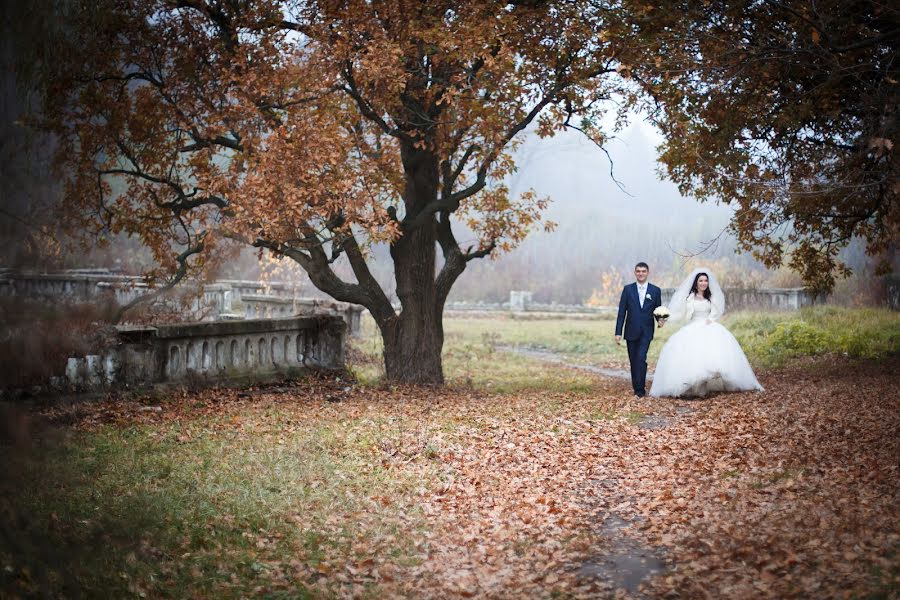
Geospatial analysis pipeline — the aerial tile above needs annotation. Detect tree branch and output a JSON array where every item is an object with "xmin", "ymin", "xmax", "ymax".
[
  {"xmin": 252, "ymin": 237, "xmax": 372, "ymax": 308},
  {"xmin": 464, "ymin": 241, "xmax": 496, "ymax": 261},
  {"xmin": 112, "ymin": 241, "xmax": 203, "ymax": 324},
  {"xmin": 434, "ymin": 212, "xmax": 467, "ymax": 310},
  {"xmin": 404, "ymin": 97, "xmax": 556, "ymax": 232},
  {"xmin": 340, "ymin": 63, "xmax": 413, "ymax": 142},
  {"xmin": 339, "ymin": 232, "xmax": 396, "ymax": 322}
]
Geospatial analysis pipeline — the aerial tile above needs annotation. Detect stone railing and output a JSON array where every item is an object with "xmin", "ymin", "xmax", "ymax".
[
  {"xmin": 444, "ymin": 287, "xmax": 827, "ymax": 316},
  {"xmin": 216, "ymin": 279, "xmax": 301, "ymax": 300},
  {"xmin": 445, "ymin": 300, "xmax": 614, "ymax": 316},
  {"xmin": 660, "ymin": 287, "xmax": 827, "ymax": 310},
  {"xmin": 239, "ymin": 295, "xmax": 364, "ymax": 336},
  {"xmin": 63, "ymin": 316, "xmax": 345, "ymax": 391},
  {"xmin": 0, "ymin": 270, "xmax": 138, "ymax": 304},
  {"xmin": 0, "ymin": 269, "xmax": 364, "ymax": 328},
  {"xmin": 445, "ymin": 293, "xmax": 614, "ymax": 317}
]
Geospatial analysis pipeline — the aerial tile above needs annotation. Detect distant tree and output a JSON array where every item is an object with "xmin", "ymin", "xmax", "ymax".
[
  {"xmin": 0, "ymin": 0, "xmax": 67, "ymax": 268},
  {"xmin": 36, "ymin": 0, "xmax": 627, "ymax": 384},
  {"xmin": 617, "ymin": 0, "xmax": 899, "ymax": 291}
]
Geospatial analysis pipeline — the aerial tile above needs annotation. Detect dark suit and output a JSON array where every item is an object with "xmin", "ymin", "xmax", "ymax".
[{"xmin": 615, "ymin": 282, "xmax": 662, "ymax": 396}]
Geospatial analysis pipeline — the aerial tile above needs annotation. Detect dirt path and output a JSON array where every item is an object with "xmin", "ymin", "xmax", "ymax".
[
  {"xmin": 499, "ymin": 345, "xmax": 649, "ymax": 381},
  {"xmin": 498, "ymin": 345, "xmax": 692, "ymax": 595}
]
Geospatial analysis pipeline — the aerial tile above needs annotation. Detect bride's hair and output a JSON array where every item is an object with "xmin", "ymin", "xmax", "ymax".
[{"xmin": 689, "ymin": 272, "xmax": 712, "ymax": 300}]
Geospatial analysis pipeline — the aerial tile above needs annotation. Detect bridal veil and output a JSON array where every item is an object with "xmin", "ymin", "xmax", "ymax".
[{"xmin": 667, "ymin": 267, "xmax": 726, "ymax": 321}]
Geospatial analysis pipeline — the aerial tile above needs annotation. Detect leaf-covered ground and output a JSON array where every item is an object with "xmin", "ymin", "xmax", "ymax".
[{"xmin": 2, "ymin": 354, "xmax": 897, "ymax": 598}]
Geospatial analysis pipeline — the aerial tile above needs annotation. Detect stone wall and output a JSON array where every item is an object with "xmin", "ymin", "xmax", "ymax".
[
  {"xmin": 445, "ymin": 292, "xmax": 613, "ymax": 316},
  {"xmin": 63, "ymin": 316, "xmax": 345, "ymax": 392},
  {"xmin": 240, "ymin": 295, "xmax": 363, "ymax": 336},
  {"xmin": 0, "ymin": 269, "xmax": 364, "ymax": 329},
  {"xmin": 660, "ymin": 287, "xmax": 826, "ymax": 310},
  {"xmin": 445, "ymin": 288, "xmax": 826, "ymax": 316}
]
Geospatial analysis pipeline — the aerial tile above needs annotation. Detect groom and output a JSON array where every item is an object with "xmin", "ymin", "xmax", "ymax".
[{"xmin": 614, "ymin": 262, "xmax": 663, "ymax": 397}]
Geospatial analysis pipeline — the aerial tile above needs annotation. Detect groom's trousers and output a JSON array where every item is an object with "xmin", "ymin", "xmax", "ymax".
[{"xmin": 626, "ymin": 334, "xmax": 651, "ymax": 396}]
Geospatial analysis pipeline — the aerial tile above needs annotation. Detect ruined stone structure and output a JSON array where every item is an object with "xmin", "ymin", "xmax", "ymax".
[
  {"xmin": 886, "ymin": 275, "xmax": 899, "ymax": 311},
  {"xmin": 241, "ymin": 295, "xmax": 363, "ymax": 334},
  {"xmin": 0, "ymin": 269, "xmax": 364, "ymax": 335},
  {"xmin": 63, "ymin": 316, "xmax": 345, "ymax": 391}
]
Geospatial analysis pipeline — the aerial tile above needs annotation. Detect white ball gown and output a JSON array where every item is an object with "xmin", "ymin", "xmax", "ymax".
[{"xmin": 650, "ymin": 296, "xmax": 763, "ymax": 398}]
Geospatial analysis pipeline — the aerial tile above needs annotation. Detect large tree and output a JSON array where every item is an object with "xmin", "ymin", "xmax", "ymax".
[
  {"xmin": 38, "ymin": 0, "xmax": 624, "ymax": 384},
  {"xmin": 615, "ymin": 0, "xmax": 899, "ymax": 291}
]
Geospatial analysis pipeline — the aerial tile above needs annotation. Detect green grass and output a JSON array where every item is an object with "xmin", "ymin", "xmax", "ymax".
[
  {"xmin": 348, "ymin": 315, "xmax": 603, "ymax": 393},
  {"xmin": 1, "ymin": 408, "xmax": 433, "ymax": 598},
  {"xmin": 439, "ymin": 314, "xmax": 674, "ymax": 367},
  {"xmin": 727, "ymin": 306, "xmax": 900, "ymax": 367},
  {"xmin": 349, "ymin": 307, "xmax": 900, "ymax": 387}
]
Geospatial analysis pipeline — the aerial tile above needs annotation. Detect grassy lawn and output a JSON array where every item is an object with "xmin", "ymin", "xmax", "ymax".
[
  {"xmin": 2, "ymin": 395, "xmax": 436, "ymax": 598},
  {"xmin": 1, "ymin": 306, "xmax": 898, "ymax": 598},
  {"xmin": 351, "ymin": 306, "xmax": 900, "ymax": 387}
]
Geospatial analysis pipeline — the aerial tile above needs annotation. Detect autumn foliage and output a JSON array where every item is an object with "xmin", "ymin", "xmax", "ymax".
[
  {"xmin": 616, "ymin": 0, "xmax": 899, "ymax": 291},
  {"xmin": 38, "ymin": 0, "xmax": 628, "ymax": 383}
]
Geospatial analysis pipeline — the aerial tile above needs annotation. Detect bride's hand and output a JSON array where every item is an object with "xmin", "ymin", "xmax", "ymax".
[{"xmin": 705, "ymin": 319, "xmax": 712, "ymax": 325}]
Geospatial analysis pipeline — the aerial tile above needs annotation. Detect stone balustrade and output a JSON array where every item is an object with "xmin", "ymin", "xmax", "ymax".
[
  {"xmin": 216, "ymin": 279, "xmax": 301, "ymax": 300},
  {"xmin": 64, "ymin": 316, "xmax": 345, "ymax": 391},
  {"xmin": 0, "ymin": 270, "xmax": 364, "ymax": 327},
  {"xmin": 445, "ymin": 287, "xmax": 826, "ymax": 316},
  {"xmin": 240, "ymin": 294, "xmax": 364, "ymax": 336},
  {"xmin": 660, "ymin": 287, "xmax": 826, "ymax": 310},
  {"xmin": 0, "ymin": 271, "xmax": 137, "ymax": 304}
]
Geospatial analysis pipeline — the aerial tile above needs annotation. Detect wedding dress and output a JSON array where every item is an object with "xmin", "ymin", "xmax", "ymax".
[{"xmin": 650, "ymin": 270, "xmax": 763, "ymax": 398}]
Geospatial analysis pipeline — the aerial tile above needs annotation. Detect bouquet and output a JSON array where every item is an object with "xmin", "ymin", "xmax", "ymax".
[{"xmin": 653, "ymin": 306, "xmax": 670, "ymax": 326}]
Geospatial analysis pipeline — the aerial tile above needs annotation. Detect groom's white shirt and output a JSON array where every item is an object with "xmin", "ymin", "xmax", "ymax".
[{"xmin": 637, "ymin": 282, "xmax": 647, "ymax": 308}]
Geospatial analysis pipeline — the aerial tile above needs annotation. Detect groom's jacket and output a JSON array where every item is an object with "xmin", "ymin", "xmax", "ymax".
[{"xmin": 615, "ymin": 282, "xmax": 663, "ymax": 341}]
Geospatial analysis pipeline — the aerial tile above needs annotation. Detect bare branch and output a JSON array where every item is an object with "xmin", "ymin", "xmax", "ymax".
[
  {"xmin": 464, "ymin": 241, "xmax": 496, "ymax": 261},
  {"xmin": 563, "ymin": 122, "xmax": 633, "ymax": 197},
  {"xmin": 340, "ymin": 232, "xmax": 396, "ymax": 322},
  {"xmin": 252, "ymin": 237, "xmax": 373, "ymax": 308},
  {"xmin": 112, "ymin": 241, "xmax": 203, "ymax": 324}
]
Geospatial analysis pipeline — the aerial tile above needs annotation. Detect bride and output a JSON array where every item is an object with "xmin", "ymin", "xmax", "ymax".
[{"xmin": 650, "ymin": 268, "xmax": 764, "ymax": 398}]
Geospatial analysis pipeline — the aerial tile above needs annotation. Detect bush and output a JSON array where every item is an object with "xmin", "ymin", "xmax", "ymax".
[
  {"xmin": 767, "ymin": 321, "xmax": 831, "ymax": 356},
  {"xmin": 727, "ymin": 306, "xmax": 900, "ymax": 367}
]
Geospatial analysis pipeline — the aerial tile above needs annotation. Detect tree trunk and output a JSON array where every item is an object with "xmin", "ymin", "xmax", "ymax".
[{"xmin": 379, "ymin": 145, "xmax": 445, "ymax": 384}]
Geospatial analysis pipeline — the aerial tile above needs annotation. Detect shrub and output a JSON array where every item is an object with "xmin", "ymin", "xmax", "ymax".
[
  {"xmin": 767, "ymin": 321, "xmax": 831, "ymax": 356},
  {"xmin": 0, "ymin": 298, "xmax": 118, "ymax": 390},
  {"xmin": 727, "ymin": 306, "xmax": 900, "ymax": 367}
]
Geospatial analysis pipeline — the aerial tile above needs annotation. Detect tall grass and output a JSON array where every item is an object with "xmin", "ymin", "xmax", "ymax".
[{"xmin": 728, "ymin": 306, "xmax": 900, "ymax": 367}]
